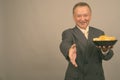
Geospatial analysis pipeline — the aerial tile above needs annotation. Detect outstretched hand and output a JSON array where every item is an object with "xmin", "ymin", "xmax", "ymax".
[{"xmin": 69, "ymin": 44, "xmax": 78, "ymax": 67}]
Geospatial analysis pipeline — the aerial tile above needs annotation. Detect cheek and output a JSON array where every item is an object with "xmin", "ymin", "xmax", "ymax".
[
  {"xmin": 75, "ymin": 17, "xmax": 81, "ymax": 22},
  {"xmin": 74, "ymin": 18, "xmax": 78, "ymax": 22},
  {"xmin": 86, "ymin": 16, "xmax": 91, "ymax": 21}
]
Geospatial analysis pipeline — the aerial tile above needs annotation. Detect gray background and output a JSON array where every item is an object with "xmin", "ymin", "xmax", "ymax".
[{"xmin": 0, "ymin": 0, "xmax": 120, "ymax": 80}]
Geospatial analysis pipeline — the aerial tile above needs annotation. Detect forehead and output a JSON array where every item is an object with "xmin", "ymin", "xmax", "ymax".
[{"xmin": 74, "ymin": 6, "xmax": 91, "ymax": 14}]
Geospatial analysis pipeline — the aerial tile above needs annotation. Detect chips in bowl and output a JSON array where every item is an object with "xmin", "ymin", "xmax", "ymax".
[{"xmin": 93, "ymin": 35, "xmax": 117, "ymax": 46}]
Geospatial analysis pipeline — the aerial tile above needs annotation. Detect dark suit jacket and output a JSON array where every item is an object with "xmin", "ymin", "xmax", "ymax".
[{"xmin": 60, "ymin": 26, "xmax": 114, "ymax": 80}]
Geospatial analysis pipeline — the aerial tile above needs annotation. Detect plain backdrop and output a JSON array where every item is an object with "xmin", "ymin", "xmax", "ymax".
[{"xmin": 0, "ymin": 0, "xmax": 120, "ymax": 80}]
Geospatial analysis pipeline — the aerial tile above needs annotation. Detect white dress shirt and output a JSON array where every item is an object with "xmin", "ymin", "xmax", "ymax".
[{"xmin": 77, "ymin": 26, "xmax": 89, "ymax": 39}]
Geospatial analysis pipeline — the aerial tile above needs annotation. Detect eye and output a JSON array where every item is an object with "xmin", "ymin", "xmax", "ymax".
[
  {"xmin": 83, "ymin": 14, "xmax": 88, "ymax": 17},
  {"xmin": 77, "ymin": 15, "xmax": 82, "ymax": 17}
]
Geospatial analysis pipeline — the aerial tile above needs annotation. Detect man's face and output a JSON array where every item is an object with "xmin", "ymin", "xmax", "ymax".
[{"xmin": 73, "ymin": 6, "xmax": 91, "ymax": 29}]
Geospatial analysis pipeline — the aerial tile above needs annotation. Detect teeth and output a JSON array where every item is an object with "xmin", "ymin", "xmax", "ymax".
[
  {"xmin": 80, "ymin": 22, "xmax": 86, "ymax": 23},
  {"xmin": 80, "ymin": 22, "xmax": 86, "ymax": 24}
]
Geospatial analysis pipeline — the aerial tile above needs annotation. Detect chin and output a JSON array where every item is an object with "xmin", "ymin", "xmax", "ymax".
[{"xmin": 80, "ymin": 26, "xmax": 87, "ymax": 29}]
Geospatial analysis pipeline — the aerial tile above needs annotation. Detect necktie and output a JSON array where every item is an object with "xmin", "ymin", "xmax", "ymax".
[{"xmin": 84, "ymin": 30, "xmax": 88, "ymax": 39}]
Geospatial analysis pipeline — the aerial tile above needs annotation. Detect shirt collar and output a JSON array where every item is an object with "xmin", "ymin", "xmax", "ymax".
[{"xmin": 76, "ymin": 26, "xmax": 89, "ymax": 33}]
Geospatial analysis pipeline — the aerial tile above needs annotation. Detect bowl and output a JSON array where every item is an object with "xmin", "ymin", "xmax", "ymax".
[{"xmin": 93, "ymin": 40, "xmax": 117, "ymax": 46}]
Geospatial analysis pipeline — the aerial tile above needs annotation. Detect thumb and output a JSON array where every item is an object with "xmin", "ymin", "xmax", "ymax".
[{"xmin": 71, "ymin": 44, "xmax": 76, "ymax": 48}]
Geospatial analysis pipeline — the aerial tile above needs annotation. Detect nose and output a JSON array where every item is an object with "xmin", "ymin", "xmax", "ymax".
[{"xmin": 81, "ymin": 16, "xmax": 85, "ymax": 21}]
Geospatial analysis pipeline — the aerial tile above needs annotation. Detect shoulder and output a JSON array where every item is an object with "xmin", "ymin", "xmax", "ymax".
[
  {"xmin": 62, "ymin": 28, "xmax": 72, "ymax": 33},
  {"xmin": 89, "ymin": 26, "xmax": 104, "ymax": 34},
  {"xmin": 62, "ymin": 27, "xmax": 75, "ymax": 35}
]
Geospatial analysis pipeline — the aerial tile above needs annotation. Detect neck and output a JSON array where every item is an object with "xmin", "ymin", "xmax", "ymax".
[
  {"xmin": 76, "ymin": 25, "xmax": 89, "ymax": 32},
  {"xmin": 77, "ymin": 26, "xmax": 87, "ymax": 30}
]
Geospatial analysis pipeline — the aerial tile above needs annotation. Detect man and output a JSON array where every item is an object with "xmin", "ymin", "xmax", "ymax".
[{"xmin": 60, "ymin": 2, "xmax": 114, "ymax": 80}]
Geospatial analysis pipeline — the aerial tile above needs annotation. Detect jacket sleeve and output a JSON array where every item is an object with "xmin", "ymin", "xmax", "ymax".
[
  {"xmin": 59, "ymin": 29, "xmax": 74, "ymax": 61},
  {"xmin": 95, "ymin": 30, "xmax": 114, "ymax": 61},
  {"xmin": 100, "ymin": 50, "xmax": 114, "ymax": 60}
]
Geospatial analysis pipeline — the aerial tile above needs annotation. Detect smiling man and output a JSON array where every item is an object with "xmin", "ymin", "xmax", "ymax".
[
  {"xmin": 73, "ymin": 2, "xmax": 91, "ymax": 30},
  {"xmin": 60, "ymin": 2, "xmax": 114, "ymax": 80}
]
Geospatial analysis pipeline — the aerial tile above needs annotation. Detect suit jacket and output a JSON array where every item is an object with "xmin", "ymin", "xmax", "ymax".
[{"xmin": 60, "ymin": 26, "xmax": 114, "ymax": 80}]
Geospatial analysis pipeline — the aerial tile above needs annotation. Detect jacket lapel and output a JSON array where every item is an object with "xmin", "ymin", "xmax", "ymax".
[
  {"xmin": 72, "ymin": 26, "xmax": 88, "ymax": 47},
  {"xmin": 88, "ymin": 27, "xmax": 94, "ymax": 41}
]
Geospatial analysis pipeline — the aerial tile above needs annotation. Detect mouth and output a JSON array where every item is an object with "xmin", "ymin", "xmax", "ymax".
[{"xmin": 80, "ymin": 22, "xmax": 87, "ymax": 25}]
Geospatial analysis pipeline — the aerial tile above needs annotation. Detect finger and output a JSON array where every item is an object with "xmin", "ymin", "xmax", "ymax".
[
  {"xmin": 71, "ymin": 60, "xmax": 78, "ymax": 67},
  {"xmin": 70, "ymin": 55, "xmax": 77, "ymax": 66},
  {"xmin": 71, "ymin": 44, "xmax": 76, "ymax": 48},
  {"xmin": 102, "ymin": 46, "xmax": 106, "ymax": 48},
  {"xmin": 108, "ymin": 46, "xmax": 113, "ymax": 49},
  {"xmin": 97, "ymin": 46, "xmax": 102, "ymax": 48},
  {"xmin": 74, "ymin": 63, "xmax": 78, "ymax": 67}
]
